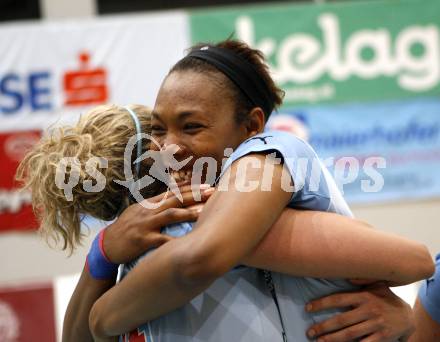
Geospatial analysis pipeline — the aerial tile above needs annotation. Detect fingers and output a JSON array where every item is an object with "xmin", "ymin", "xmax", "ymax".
[
  {"xmin": 307, "ymin": 308, "xmax": 369, "ymax": 339},
  {"xmin": 313, "ymin": 319, "xmax": 383, "ymax": 342},
  {"xmin": 146, "ymin": 184, "xmax": 214, "ymax": 209},
  {"xmin": 187, "ymin": 204, "xmax": 205, "ymax": 213},
  {"xmin": 146, "ymin": 183, "xmax": 193, "ymax": 204},
  {"xmin": 160, "ymin": 186, "xmax": 215, "ymax": 210},
  {"xmin": 171, "ymin": 183, "xmax": 199, "ymax": 197},
  {"xmin": 307, "ymin": 292, "xmax": 363, "ymax": 313},
  {"xmin": 150, "ymin": 207, "xmax": 200, "ymax": 228},
  {"xmin": 360, "ymin": 331, "xmax": 396, "ymax": 342},
  {"xmin": 144, "ymin": 233, "xmax": 174, "ymax": 248}
]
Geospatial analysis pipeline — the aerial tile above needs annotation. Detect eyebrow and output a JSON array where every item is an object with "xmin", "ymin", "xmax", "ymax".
[{"xmin": 151, "ymin": 111, "xmax": 196, "ymax": 121}]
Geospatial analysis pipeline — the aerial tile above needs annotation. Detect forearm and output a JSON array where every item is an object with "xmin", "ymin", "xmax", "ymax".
[
  {"xmin": 410, "ymin": 298, "xmax": 440, "ymax": 342},
  {"xmin": 89, "ymin": 238, "xmax": 213, "ymax": 338},
  {"xmin": 89, "ymin": 221, "xmax": 266, "ymax": 339},
  {"xmin": 90, "ymin": 157, "xmax": 291, "ymax": 338},
  {"xmin": 89, "ymin": 155, "xmax": 292, "ymax": 338},
  {"xmin": 242, "ymin": 209, "xmax": 434, "ymax": 285},
  {"xmin": 62, "ymin": 265, "xmax": 116, "ymax": 342}
]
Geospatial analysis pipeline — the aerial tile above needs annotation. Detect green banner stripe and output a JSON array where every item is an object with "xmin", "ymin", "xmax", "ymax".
[{"xmin": 190, "ymin": 0, "xmax": 440, "ymax": 106}]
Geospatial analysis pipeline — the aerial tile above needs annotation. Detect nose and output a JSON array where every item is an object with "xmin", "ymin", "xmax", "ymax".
[
  {"xmin": 162, "ymin": 132, "xmax": 181, "ymax": 149},
  {"xmin": 161, "ymin": 132, "xmax": 188, "ymax": 160}
]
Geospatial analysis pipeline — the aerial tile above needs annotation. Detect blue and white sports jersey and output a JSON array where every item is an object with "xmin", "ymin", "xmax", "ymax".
[
  {"xmin": 418, "ymin": 253, "xmax": 440, "ymax": 323},
  {"xmin": 221, "ymin": 131, "xmax": 352, "ymax": 216},
  {"xmin": 120, "ymin": 223, "xmax": 284, "ymax": 342},
  {"xmin": 120, "ymin": 131, "xmax": 364, "ymax": 342}
]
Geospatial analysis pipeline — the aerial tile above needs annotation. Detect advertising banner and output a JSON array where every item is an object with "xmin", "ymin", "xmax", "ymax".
[
  {"xmin": 0, "ymin": 283, "xmax": 56, "ymax": 341},
  {"xmin": 1, "ymin": 1, "xmax": 439, "ymax": 215},
  {"xmin": 0, "ymin": 130, "xmax": 40, "ymax": 232},
  {"xmin": 190, "ymin": 0, "xmax": 440, "ymax": 204},
  {"xmin": 0, "ymin": 12, "xmax": 189, "ymax": 132},
  {"xmin": 190, "ymin": 0, "xmax": 440, "ymax": 106},
  {"xmin": 270, "ymin": 98, "xmax": 440, "ymax": 203},
  {"xmin": 0, "ymin": 12, "xmax": 189, "ymax": 232}
]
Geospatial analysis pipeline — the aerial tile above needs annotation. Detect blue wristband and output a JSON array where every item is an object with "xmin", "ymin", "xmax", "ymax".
[{"xmin": 86, "ymin": 229, "xmax": 119, "ymax": 280}]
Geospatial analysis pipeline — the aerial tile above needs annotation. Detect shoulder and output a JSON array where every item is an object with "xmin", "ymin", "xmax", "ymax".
[
  {"xmin": 243, "ymin": 131, "xmax": 314, "ymax": 152},
  {"xmin": 229, "ymin": 131, "xmax": 317, "ymax": 166}
]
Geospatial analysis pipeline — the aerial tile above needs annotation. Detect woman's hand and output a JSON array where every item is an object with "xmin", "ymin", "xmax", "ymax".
[
  {"xmin": 306, "ymin": 283, "xmax": 415, "ymax": 342},
  {"xmin": 63, "ymin": 185, "xmax": 214, "ymax": 342},
  {"xmin": 103, "ymin": 184, "xmax": 214, "ymax": 264}
]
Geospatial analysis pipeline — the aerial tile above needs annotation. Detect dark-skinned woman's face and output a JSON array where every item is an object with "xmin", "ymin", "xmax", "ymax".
[{"xmin": 151, "ymin": 70, "xmax": 250, "ymax": 184}]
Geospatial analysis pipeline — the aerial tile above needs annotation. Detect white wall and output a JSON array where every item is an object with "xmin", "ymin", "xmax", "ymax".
[
  {"xmin": 0, "ymin": 230, "xmax": 93, "ymax": 285},
  {"xmin": 352, "ymin": 199, "xmax": 440, "ymax": 256},
  {"xmin": 40, "ymin": 0, "xmax": 96, "ymax": 19}
]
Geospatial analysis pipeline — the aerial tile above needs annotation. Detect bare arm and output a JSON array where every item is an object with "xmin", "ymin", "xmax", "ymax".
[
  {"xmin": 410, "ymin": 262, "xmax": 440, "ymax": 342},
  {"xmin": 243, "ymin": 209, "xmax": 434, "ymax": 285},
  {"xmin": 410, "ymin": 298, "xmax": 440, "ymax": 342},
  {"xmin": 63, "ymin": 185, "xmax": 208, "ymax": 341},
  {"xmin": 89, "ymin": 176, "xmax": 433, "ymax": 338},
  {"xmin": 89, "ymin": 154, "xmax": 292, "ymax": 339},
  {"xmin": 62, "ymin": 265, "xmax": 116, "ymax": 342},
  {"xmin": 87, "ymin": 157, "xmax": 432, "ymax": 338}
]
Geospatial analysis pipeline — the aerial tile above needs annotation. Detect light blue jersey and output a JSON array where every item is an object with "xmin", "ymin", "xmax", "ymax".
[
  {"xmin": 418, "ymin": 253, "xmax": 440, "ymax": 323},
  {"xmin": 120, "ymin": 131, "xmax": 362, "ymax": 342},
  {"xmin": 221, "ymin": 131, "xmax": 352, "ymax": 216}
]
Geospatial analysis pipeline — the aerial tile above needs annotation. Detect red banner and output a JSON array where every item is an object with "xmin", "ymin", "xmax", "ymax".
[
  {"xmin": 0, "ymin": 283, "xmax": 56, "ymax": 341},
  {"xmin": 0, "ymin": 130, "xmax": 41, "ymax": 232}
]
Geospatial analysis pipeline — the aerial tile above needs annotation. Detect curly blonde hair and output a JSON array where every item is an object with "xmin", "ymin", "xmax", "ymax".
[{"xmin": 16, "ymin": 104, "xmax": 159, "ymax": 253}]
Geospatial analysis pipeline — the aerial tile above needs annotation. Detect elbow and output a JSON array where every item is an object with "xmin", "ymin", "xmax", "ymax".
[
  {"xmin": 89, "ymin": 300, "xmax": 117, "ymax": 339},
  {"xmin": 173, "ymin": 244, "xmax": 227, "ymax": 288},
  {"xmin": 418, "ymin": 245, "xmax": 435, "ymax": 279},
  {"xmin": 406, "ymin": 243, "xmax": 434, "ymax": 282}
]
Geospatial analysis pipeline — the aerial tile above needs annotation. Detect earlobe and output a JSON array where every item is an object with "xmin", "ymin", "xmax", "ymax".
[{"xmin": 246, "ymin": 108, "xmax": 266, "ymax": 137}]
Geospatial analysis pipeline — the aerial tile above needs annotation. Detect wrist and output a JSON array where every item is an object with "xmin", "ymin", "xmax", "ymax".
[{"xmin": 86, "ymin": 229, "xmax": 119, "ymax": 280}]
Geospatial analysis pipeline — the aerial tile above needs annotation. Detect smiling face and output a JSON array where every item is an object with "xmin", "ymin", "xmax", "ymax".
[{"xmin": 151, "ymin": 70, "xmax": 252, "ymax": 183}]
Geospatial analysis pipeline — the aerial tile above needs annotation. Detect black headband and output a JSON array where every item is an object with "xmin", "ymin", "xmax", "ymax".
[{"xmin": 185, "ymin": 46, "xmax": 274, "ymax": 117}]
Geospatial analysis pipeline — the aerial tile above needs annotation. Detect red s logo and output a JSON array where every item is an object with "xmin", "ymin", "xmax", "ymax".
[{"xmin": 63, "ymin": 52, "xmax": 108, "ymax": 106}]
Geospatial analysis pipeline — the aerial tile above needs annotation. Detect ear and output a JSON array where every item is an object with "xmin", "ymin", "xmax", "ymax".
[{"xmin": 245, "ymin": 107, "xmax": 266, "ymax": 137}]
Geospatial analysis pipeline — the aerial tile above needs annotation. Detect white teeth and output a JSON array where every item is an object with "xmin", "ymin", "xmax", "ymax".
[{"xmin": 170, "ymin": 170, "xmax": 192, "ymax": 182}]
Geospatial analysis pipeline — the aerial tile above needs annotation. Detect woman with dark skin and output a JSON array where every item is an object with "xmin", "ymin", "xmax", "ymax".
[
  {"xmin": 20, "ymin": 41, "xmax": 430, "ymax": 341},
  {"xmin": 18, "ymin": 103, "xmax": 425, "ymax": 341},
  {"xmin": 83, "ymin": 41, "xmax": 432, "ymax": 341},
  {"xmin": 18, "ymin": 102, "xmax": 425, "ymax": 341}
]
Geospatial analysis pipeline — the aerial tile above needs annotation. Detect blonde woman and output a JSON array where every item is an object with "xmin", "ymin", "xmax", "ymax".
[{"xmin": 18, "ymin": 103, "xmax": 431, "ymax": 341}]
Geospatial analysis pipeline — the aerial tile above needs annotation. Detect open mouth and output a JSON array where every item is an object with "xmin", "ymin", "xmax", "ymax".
[{"xmin": 170, "ymin": 170, "xmax": 193, "ymax": 183}]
